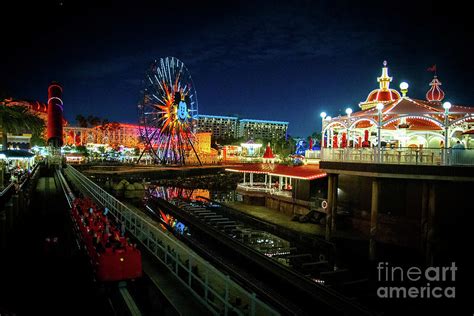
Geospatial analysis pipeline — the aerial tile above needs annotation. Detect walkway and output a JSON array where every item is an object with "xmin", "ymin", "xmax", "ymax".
[
  {"xmin": 223, "ymin": 201, "xmax": 365, "ymax": 241},
  {"xmin": 110, "ymin": 200, "xmax": 211, "ymax": 316},
  {"xmin": 0, "ymin": 174, "xmax": 113, "ymax": 316}
]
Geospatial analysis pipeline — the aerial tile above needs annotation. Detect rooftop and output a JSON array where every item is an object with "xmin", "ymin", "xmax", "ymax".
[{"xmin": 226, "ymin": 163, "xmax": 327, "ymax": 180}]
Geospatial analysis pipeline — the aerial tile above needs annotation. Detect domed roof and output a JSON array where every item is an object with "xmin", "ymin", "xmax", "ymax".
[
  {"xmin": 426, "ymin": 76, "xmax": 445, "ymax": 102},
  {"xmin": 359, "ymin": 61, "xmax": 401, "ymax": 110},
  {"xmin": 366, "ymin": 89, "xmax": 401, "ymax": 103}
]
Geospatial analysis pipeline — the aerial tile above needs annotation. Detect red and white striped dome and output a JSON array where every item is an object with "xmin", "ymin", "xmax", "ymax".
[
  {"xmin": 366, "ymin": 89, "xmax": 401, "ymax": 103},
  {"xmin": 426, "ymin": 76, "xmax": 445, "ymax": 102},
  {"xmin": 359, "ymin": 61, "xmax": 401, "ymax": 110}
]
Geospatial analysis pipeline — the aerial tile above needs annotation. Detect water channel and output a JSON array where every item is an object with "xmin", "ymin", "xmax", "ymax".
[{"xmin": 90, "ymin": 171, "xmax": 372, "ymax": 302}]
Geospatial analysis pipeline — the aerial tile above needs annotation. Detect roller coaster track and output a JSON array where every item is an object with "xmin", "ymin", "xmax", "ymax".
[
  {"xmin": 151, "ymin": 197, "xmax": 375, "ymax": 316},
  {"xmin": 55, "ymin": 167, "xmax": 142, "ymax": 316}
]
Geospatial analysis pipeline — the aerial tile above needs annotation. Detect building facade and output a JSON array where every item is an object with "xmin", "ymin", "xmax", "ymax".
[
  {"xmin": 63, "ymin": 124, "xmax": 142, "ymax": 148},
  {"xmin": 321, "ymin": 61, "xmax": 474, "ymax": 150},
  {"xmin": 196, "ymin": 115, "xmax": 239, "ymax": 139},
  {"xmin": 63, "ymin": 123, "xmax": 213, "ymax": 156},
  {"xmin": 197, "ymin": 114, "xmax": 289, "ymax": 141},
  {"xmin": 238, "ymin": 119, "xmax": 288, "ymax": 140}
]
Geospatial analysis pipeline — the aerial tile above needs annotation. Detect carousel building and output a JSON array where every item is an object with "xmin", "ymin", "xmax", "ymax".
[{"xmin": 320, "ymin": 61, "xmax": 474, "ymax": 164}]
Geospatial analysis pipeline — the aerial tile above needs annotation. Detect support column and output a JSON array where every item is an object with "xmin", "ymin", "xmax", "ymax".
[
  {"xmin": 269, "ymin": 175, "xmax": 272, "ymax": 188},
  {"xmin": 0, "ymin": 210, "xmax": 6, "ymax": 250},
  {"xmin": 249, "ymin": 173, "xmax": 253, "ymax": 187},
  {"xmin": 12, "ymin": 193, "xmax": 19, "ymax": 228},
  {"xmin": 0, "ymin": 166, "xmax": 4, "ymax": 191},
  {"xmin": 326, "ymin": 174, "xmax": 338, "ymax": 240},
  {"xmin": 331, "ymin": 174, "xmax": 338, "ymax": 232},
  {"xmin": 426, "ymin": 183, "xmax": 437, "ymax": 265},
  {"xmin": 285, "ymin": 177, "xmax": 288, "ymax": 189},
  {"xmin": 264, "ymin": 174, "xmax": 267, "ymax": 187},
  {"xmin": 279, "ymin": 176, "xmax": 283, "ymax": 191},
  {"xmin": 369, "ymin": 178, "xmax": 380, "ymax": 261},
  {"xmin": 243, "ymin": 172, "xmax": 246, "ymax": 185},
  {"xmin": 420, "ymin": 181, "xmax": 429, "ymax": 252}
]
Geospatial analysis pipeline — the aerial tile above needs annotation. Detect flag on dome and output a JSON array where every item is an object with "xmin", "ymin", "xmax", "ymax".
[{"xmin": 427, "ymin": 64, "xmax": 437, "ymax": 72}]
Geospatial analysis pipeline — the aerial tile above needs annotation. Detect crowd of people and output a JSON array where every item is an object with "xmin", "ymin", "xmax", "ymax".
[
  {"xmin": 71, "ymin": 197, "xmax": 142, "ymax": 282},
  {"xmin": 2, "ymin": 165, "xmax": 31, "ymax": 190},
  {"xmin": 72, "ymin": 197, "xmax": 133, "ymax": 253}
]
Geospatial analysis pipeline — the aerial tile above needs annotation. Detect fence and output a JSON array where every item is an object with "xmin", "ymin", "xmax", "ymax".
[
  {"xmin": 320, "ymin": 147, "xmax": 474, "ymax": 166},
  {"xmin": 63, "ymin": 165, "xmax": 279, "ymax": 316}
]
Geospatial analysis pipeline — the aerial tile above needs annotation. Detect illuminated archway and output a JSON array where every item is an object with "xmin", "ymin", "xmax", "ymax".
[
  {"xmin": 348, "ymin": 118, "xmax": 378, "ymax": 130},
  {"xmin": 382, "ymin": 115, "xmax": 444, "ymax": 128}
]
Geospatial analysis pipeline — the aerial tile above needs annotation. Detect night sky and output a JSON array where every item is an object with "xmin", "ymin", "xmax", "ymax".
[{"xmin": 1, "ymin": 0, "xmax": 473, "ymax": 137}]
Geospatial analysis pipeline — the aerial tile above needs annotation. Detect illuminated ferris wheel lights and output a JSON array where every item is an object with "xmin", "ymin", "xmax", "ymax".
[{"xmin": 138, "ymin": 57, "xmax": 200, "ymax": 165}]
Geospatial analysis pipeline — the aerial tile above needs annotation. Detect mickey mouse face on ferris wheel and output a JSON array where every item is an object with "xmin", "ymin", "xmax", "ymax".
[
  {"xmin": 174, "ymin": 92, "xmax": 189, "ymax": 122},
  {"xmin": 178, "ymin": 100, "xmax": 188, "ymax": 121}
]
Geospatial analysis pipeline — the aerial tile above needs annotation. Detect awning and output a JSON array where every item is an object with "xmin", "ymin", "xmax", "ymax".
[{"xmin": 0, "ymin": 150, "xmax": 35, "ymax": 158}]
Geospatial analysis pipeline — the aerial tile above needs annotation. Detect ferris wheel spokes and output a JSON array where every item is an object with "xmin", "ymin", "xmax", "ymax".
[{"xmin": 138, "ymin": 57, "xmax": 200, "ymax": 165}]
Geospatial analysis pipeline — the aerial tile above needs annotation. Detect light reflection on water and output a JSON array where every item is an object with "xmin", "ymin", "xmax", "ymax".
[
  {"xmin": 144, "ymin": 185, "xmax": 237, "ymax": 203},
  {"xmin": 101, "ymin": 180, "xmax": 330, "ymax": 282},
  {"xmin": 102, "ymin": 179, "xmax": 327, "ymax": 272},
  {"xmin": 146, "ymin": 185, "xmax": 294, "ymax": 266}
]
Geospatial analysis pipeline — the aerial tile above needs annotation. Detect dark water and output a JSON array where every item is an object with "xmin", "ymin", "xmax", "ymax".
[
  {"xmin": 92, "ymin": 171, "xmax": 335, "ymax": 279},
  {"xmin": 144, "ymin": 185, "xmax": 332, "ymax": 282},
  {"xmin": 90, "ymin": 173, "xmax": 471, "ymax": 315}
]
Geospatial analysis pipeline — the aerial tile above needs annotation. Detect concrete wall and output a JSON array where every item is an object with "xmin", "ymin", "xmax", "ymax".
[
  {"xmin": 293, "ymin": 178, "xmax": 327, "ymax": 201},
  {"xmin": 347, "ymin": 212, "xmax": 421, "ymax": 248},
  {"xmin": 243, "ymin": 194, "xmax": 265, "ymax": 206},
  {"xmin": 338, "ymin": 175, "xmax": 422, "ymax": 218},
  {"xmin": 336, "ymin": 174, "xmax": 474, "ymax": 251},
  {"xmin": 265, "ymin": 196, "xmax": 310, "ymax": 216}
]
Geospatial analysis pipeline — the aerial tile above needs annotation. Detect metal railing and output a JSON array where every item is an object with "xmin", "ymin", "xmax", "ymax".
[
  {"xmin": 63, "ymin": 165, "xmax": 279, "ymax": 316},
  {"xmin": 236, "ymin": 183, "xmax": 293, "ymax": 198},
  {"xmin": 320, "ymin": 147, "xmax": 474, "ymax": 166},
  {"xmin": 237, "ymin": 182, "xmax": 273, "ymax": 193},
  {"xmin": 305, "ymin": 150, "xmax": 321, "ymax": 159},
  {"xmin": 1, "ymin": 163, "xmax": 41, "ymax": 209}
]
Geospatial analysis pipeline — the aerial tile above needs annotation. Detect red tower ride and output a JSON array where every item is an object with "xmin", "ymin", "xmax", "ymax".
[{"xmin": 47, "ymin": 82, "xmax": 64, "ymax": 147}]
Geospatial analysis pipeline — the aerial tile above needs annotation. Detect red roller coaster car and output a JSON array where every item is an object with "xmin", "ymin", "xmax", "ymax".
[{"xmin": 71, "ymin": 198, "xmax": 142, "ymax": 282}]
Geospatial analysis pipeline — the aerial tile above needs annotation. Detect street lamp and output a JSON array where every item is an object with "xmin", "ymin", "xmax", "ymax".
[
  {"xmin": 320, "ymin": 112, "xmax": 327, "ymax": 148},
  {"xmin": 345, "ymin": 108, "xmax": 352, "ymax": 147},
  {"xmin": 376, "ymin": 103, "xmax": 384, "ymax": 162},
  {"xmin": 400, "ymin": 82, "xmax": 409, "ymax": 97},
  {"xmin": 443, "ymin": 101, "xmax": 452, "ymax": 164}
]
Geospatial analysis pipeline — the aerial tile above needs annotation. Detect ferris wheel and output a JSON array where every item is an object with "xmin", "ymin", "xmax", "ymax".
[{"xmin": 138, "ymin": 57, "xmax": 201, "ymax": 165}]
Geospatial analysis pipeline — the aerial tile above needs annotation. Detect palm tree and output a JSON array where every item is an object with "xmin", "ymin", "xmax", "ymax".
[
  {"xmin": 88, "ymin": 115, "xmax": 102, "ymax": 127},
  {"xmin": 0, "ymin": 102, "xmax": 45, "ymax": 150},
  {"xmin": 76, "ymin": 114, "xmax": 88, "ymax": 127},
  {"xmin": 99, "ymin": 118, "xmax": 110, "ymax": 130}
]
